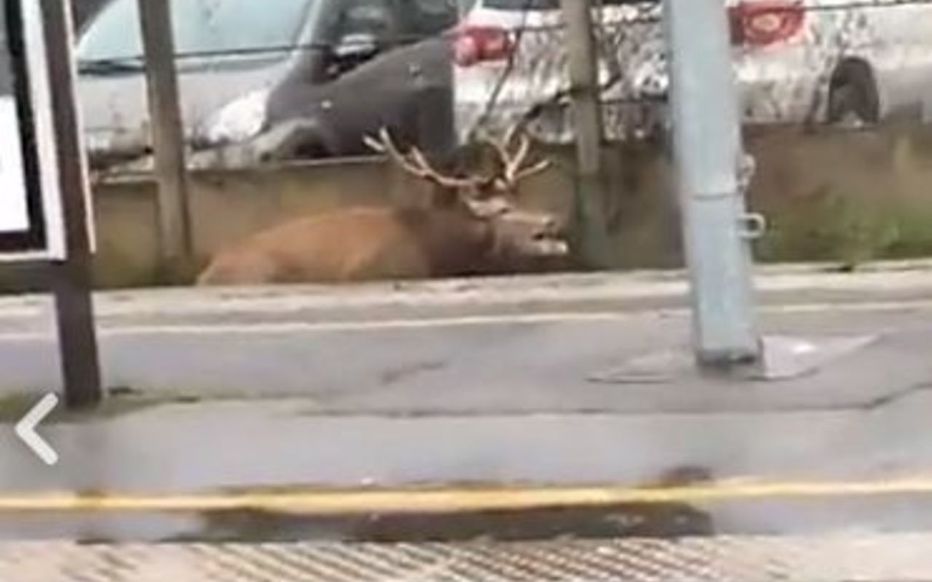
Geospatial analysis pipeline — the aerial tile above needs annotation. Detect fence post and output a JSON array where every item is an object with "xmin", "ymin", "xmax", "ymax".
[
  {"xmin": 40, "ymin": 0, "xmax": 103, "ymax": 409},
  {"xmin": 662, "ymin": 0, "xmax": 760, "ymax": 366},
  {"xmin": 138, "ymin": 0, "xmax": 194, "ymax": 281},
  {"xmin": 559, "ymin": 0, "xmax": 612, "ymax": 269}
]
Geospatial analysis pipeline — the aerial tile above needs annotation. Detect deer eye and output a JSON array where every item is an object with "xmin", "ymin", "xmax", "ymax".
[
  {"xmin": 469, "ymin": 198, "xmax": 509, "ymax": 218},
  {"xmin": 491, "ymin": 200, "xmax": 511, "ymax": 216}
]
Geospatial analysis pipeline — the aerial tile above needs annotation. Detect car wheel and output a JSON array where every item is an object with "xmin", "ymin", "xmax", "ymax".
[
  {"xmin": 290, "ymin": 140, "xmax": 331, "ymax": 160},
  {"xmin": 254, "ymin": 119, "xmax": 334, "ymax": 162},
  {"xmin": 826, "ymin": 60, "xmax": 880, "ymax": 128}
]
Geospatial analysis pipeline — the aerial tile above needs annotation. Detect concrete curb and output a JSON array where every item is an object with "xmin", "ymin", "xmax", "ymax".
[{"xmin": 3, "ymin": 259, "xmax": 932, "ymax": 326}]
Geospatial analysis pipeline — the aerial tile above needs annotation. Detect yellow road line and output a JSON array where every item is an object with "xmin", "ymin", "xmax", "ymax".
[{"xmin": 3, "ymin": 478, "xmax": 932, "ymax": 515}]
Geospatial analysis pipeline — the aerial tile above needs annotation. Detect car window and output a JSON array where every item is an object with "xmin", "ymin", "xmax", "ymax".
[
  {"xmin": 398, "ymin": 0, "xmax": 459, "ymax": 40},
  {"xmin": 76, "ymin": 0, "xmax": 317, "ymax": 62},
  {"xmin": 336, "ymin": 0, "xmax": 397, "ymax": 43}
]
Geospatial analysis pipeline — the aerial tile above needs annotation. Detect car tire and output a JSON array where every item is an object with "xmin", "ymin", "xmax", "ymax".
[
  {"xmin": 289, "ymin": 140, "xmax": 331, "ymax": 160},
  {"xmin": 254, "ymin": 118, "xmax": 334, "ymax": 162},
  {"xmin": 826, "ymin": 60, "xmax": 880, "ymax": 127}
]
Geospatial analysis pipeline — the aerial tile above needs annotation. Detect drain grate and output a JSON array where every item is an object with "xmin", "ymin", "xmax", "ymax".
[{"xmin": 3, "ymin": 533, "xmax": 932, "ymax": 581}]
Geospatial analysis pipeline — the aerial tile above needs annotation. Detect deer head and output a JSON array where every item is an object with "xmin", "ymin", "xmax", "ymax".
[{"xmin": 364, "ymin": 125, "xmax": 567, "ymax": 257}]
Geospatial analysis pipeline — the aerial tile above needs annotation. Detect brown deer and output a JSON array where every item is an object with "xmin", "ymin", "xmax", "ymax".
[{"xmin": 195, "ymin": 125, "xmax": 568, "ymax": 286}]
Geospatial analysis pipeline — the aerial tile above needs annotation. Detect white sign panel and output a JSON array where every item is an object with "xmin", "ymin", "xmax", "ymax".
[
  {"xmin": 0, "ymin": 0, "xmax": 86, "ymax": 261},
  {"xmin": 0, "ymin": 95, "xmax": 29, "ymax": 233}
]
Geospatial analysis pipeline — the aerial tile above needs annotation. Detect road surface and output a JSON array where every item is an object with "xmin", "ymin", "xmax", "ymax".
[{"xmin": 0, "ymin": 267, "xmax": 931, "ymax": 543}]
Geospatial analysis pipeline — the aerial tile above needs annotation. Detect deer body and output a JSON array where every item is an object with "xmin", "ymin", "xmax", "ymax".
[
  {"xmin": 197, "ymin": 125, "xmax": 567, "ymax": 287},
  {"xmin": 197, "ymin": 205, "xmax": 504, "ymax": 285}
]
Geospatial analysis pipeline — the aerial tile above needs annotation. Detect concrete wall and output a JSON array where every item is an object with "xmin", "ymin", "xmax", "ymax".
[
  {"xmin": 93, "ymin": 158, "xmax": 395, "ymax": 287},
  {"xmin": 84, "ymin": 123, "xmax": 932, "ymax": 288}
]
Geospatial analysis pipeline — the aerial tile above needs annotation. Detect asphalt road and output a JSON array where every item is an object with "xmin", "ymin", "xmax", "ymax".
[
  {"xmin": 3, "ymin": 267, "xmax": 932, "ymax": 405},
  {"xmin": 1, "ymin": 269, "xmax": 932, "ymax": 541},
  {"xmin": 0, "ymin": 300, "xmax": 930, "ymax": 541}
]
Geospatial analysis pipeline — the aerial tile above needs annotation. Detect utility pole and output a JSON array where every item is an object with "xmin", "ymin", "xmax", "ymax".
[
  {"xmin": 559, "ymin": 0, "xmax": 611, "ymax": 269},
  {"xmin": 138, "ymin": 0, "xmax": 194, "ymax": 281},
  {"xmin": 662, "ymin": 0, "xmax": 760, "ymax": 366},
  {"xmin": 40, "ymin": 0, "xmax": 103, "ymax": 409}
]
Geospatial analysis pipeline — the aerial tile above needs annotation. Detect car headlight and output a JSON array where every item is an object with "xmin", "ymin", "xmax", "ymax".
[{"xmin": 202, "ymin": 89, "xmax": 270, "ymax": 146}]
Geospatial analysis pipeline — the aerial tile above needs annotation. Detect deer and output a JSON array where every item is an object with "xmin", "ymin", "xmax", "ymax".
[{"xmin": 195, "ymin": 124, "xmax": 568, "ymax": 286}]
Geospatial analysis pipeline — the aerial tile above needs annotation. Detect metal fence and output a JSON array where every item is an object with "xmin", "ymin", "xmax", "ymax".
[
  {"xmin": 73, "ymin": 0, "xmax": 932, "ymax": 173},
  {"xmin": 64, "ymin": 0, "xmax": 932, "ymax": 290}
]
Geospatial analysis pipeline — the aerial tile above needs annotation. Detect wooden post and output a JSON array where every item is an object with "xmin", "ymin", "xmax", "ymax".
[
  {"xmin": 40, "ymin": 0, "xmax": 103, "ymax": 409},
  {"xmin": 138, "ymin": 0, "xmax": 194, "ymax": 281},
  {"xmin": 559, "ymin": 0, "xmax": 612, "ymax": 269}
]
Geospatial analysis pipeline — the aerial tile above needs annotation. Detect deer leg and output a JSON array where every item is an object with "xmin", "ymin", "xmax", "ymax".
[{"xmin": 196, "ymin": 252, "xmax": 281, "ymax": 286}]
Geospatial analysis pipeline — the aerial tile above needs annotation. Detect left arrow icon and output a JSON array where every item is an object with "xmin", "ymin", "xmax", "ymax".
[{"xmin": 15, "ymin": 394, "xmax": 59, "ymax": 466}]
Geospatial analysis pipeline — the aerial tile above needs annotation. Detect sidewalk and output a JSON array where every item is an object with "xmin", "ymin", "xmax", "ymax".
[
  {"xmin": 4, "ymin": 259, "xmax": 932, "ymax": 330},
  {"xmin": 3, "ymin": 261, "xmax": 932, "ymax": 398}
]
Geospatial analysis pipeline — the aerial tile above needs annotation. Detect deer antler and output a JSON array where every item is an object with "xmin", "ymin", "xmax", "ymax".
[
  {"xmin": 364, "ymin": 128, "xmax": 481, "ymax": 189},
  {"xmin": 514, "ymin": 156, "xmax": 551, "ymax": 181},
  {"xmin": 478, "ymin": 122, "xmax": 551, "ymax": 186}
]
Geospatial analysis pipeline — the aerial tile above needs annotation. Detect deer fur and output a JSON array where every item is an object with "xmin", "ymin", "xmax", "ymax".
[{"xmin": 196, "ymin": 126, "xmax": 567, "ymax": 286}]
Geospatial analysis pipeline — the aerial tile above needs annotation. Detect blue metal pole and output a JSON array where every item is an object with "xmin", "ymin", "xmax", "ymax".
[{"xmin": 662, "ymin": 0, "xmax": 760, "ymax": 365}]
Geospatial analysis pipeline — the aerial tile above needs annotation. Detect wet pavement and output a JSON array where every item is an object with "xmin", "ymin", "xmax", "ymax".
[
  {"xmin": 3, "ymin": 388, "xmax": 932, "ymax": 542},
  {"xmin": 0, "ymin": 268, "xmax": 932, "ymax": 543}
]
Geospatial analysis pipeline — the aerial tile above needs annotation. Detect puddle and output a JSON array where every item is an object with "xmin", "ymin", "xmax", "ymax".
[
  {"xmin": 183, "ymin": 467, "xmax": 711, "ymax": 543},
  {"xmin": 0, "ymin": 467, "xmax": 719, "ymax": 544},
  {"xmin": 170, "ymin": 501, "xmax": 714, "ymax": 544},
  {"xmin": 7, "ymin": 459, "xmax": 932, "ymax": 544}
]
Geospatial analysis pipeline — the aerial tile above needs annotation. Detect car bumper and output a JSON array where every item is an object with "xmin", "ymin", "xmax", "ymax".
[
  {"xmin": 736, "ymin": 61, "xmax": 825, "ymax": 125},
  {"xmin": 454, "ymin": 58, "xmax": 826, "ymax": 144}
]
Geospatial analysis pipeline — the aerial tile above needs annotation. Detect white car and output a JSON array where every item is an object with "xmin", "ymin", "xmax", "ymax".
[{"xmin": 451, "ymin": 0, "xmax": 932, "ymax": 144}]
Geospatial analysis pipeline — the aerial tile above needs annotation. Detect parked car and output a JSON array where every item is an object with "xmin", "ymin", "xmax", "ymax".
[
  {"xmin": 251, "ymin": 34, "xmax": 455, "ymax": 161},
  {"xmin": 451, "ymin": 0, "xmax": 932, "ymax": 144},
  {"xmin": 74, "ymin": 0, "xmax": 461, "ymax": 169}
]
